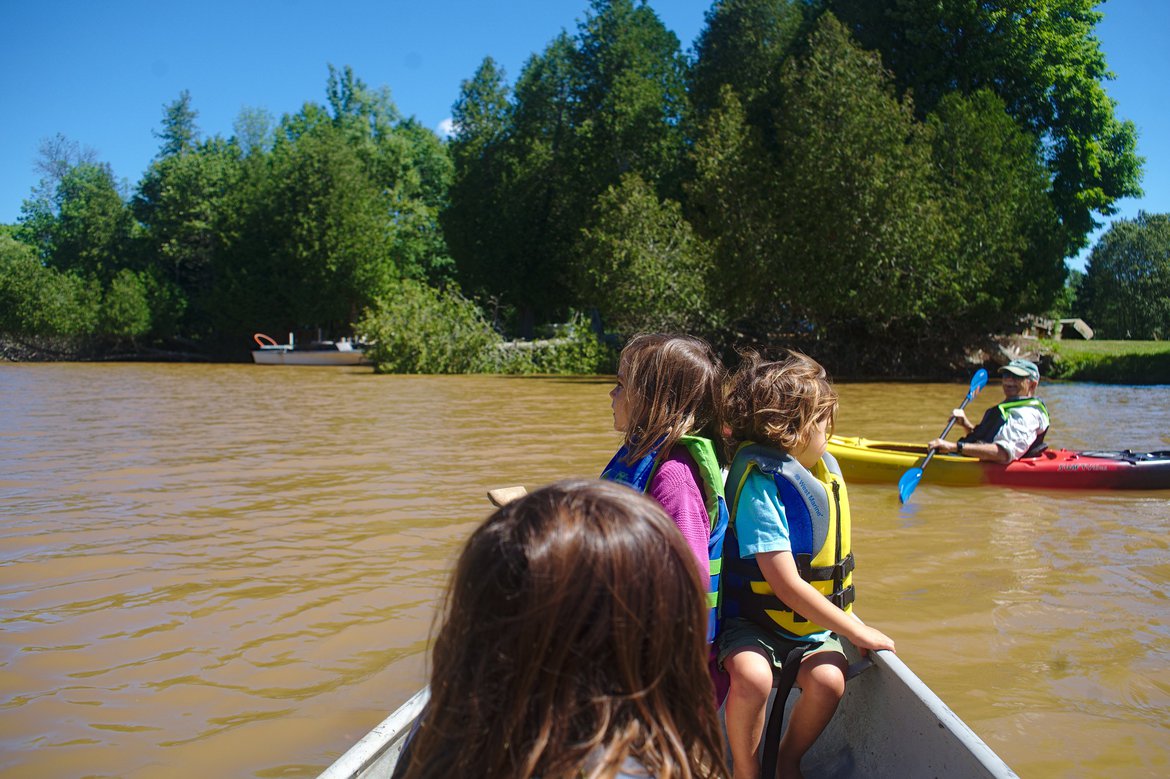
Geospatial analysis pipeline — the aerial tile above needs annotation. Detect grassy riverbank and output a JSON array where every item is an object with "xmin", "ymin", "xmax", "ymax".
[{"xmin": 1042, "ymin": 339, "xmax": 1170, "ymax": 384}]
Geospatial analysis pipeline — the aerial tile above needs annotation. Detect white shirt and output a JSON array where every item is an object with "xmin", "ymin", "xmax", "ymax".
[{"xmin": 992, "ymin": 405, "xmax": 1048, "ymax": 460}]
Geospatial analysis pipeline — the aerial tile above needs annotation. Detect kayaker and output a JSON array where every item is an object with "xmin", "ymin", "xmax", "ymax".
[
  {"xmin": 601, "ymin": 333, "xmax": 730, "ymax": 703},
  {"xmin": 929, "ymin": 358, "xmax": 1050, "ymax": 463},
  {"xmin": 719, "ymin": 350, "xmax": 895, "ymax": 779},
  {"xmin": 391, "ymin": 480, "xmax": 730, "ymax": 779}
]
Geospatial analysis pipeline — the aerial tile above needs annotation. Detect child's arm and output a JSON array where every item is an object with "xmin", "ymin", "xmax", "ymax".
[{"xmin": 755, "ymin": 550, "xmax": 896, "ymax": 653}]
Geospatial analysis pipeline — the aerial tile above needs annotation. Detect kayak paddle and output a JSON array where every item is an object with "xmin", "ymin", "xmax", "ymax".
[{"xmin": 898, "ymin": 368, "xmax": 989, "ymax": 504}]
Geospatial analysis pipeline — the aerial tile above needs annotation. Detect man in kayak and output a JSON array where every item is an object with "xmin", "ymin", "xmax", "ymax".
[{"xmin": 929, "ymin": 359, "xmax": 1050, "ymax": 464}]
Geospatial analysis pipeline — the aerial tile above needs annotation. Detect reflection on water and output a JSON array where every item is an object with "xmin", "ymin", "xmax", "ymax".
[{"xmin": 0, "ymin": 366, "xmax": 1167, "ymax": 777}]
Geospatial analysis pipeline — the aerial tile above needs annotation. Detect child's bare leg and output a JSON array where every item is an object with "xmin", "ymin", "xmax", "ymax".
[
  {"xmin": 723, "ymin": 647, "xmax": 774, "ymax": 779},
  {"xmin": 777, "ymin": 652, "xmax": 847, "ymax": 778}
]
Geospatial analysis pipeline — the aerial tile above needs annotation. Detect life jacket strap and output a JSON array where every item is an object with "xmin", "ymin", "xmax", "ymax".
[
  {"xmin": 761, "ymin": 641, "xmax": 817, "ymax": 779},
  {"xmin": 793, "ymin": 551, "xmax": 855, "ymax": 582},
  {"xmin": 724, "ymin": 581, "xmax": 855, "ymax": 623},
  {"xmin": 789, "ymin": 586, "xmax": 855, "ymax": 623},
  {"xmin": 831, "ymin": 586, "xmax": 856, "ymax": 611}
]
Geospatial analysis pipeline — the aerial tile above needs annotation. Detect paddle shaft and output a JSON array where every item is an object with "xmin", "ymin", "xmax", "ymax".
[
  {"xmin": 898, "ymin": 368, "xmax": 989, "ymax": 504},
  {"xmin": 919, "ymin": 412, "xmax": 965, "ymax": 470}
]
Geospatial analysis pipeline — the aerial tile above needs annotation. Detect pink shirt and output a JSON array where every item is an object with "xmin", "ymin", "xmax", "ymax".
[
  {"xmin": 648, "ymin": 446, "xmax": 729, "ymax": 705},
  {"xmin": 646, "ymin": 447, "xmax": 711, "ymax": 588}
]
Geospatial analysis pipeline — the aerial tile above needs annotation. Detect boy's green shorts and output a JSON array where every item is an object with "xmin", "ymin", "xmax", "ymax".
[{"xmin": 717, "ymin": 617, "xmax": 845, "ymax": 670}]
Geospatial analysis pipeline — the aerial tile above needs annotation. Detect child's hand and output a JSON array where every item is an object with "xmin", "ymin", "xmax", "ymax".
[{"xmin": 849, "ymin": 624, "xmax": 896, "ymax": 655}]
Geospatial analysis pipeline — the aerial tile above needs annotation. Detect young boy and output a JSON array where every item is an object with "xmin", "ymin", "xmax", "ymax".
[{"xmin": 719, "ymin": 350, "xmax": 895, "ymax": 779}]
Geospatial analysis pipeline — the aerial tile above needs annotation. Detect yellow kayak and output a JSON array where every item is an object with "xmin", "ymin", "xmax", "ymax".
[
  {"xmin": 828, "ymin": 436, "xmax": 984, "ymax": 486},
  {"xmin": 827, "ymin": 435, "xmax": 1170, "ymax": 490}
]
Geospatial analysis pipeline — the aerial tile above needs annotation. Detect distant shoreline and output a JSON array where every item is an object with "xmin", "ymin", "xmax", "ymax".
[{"xmin": 5, "ymin": 336, "xmax": 1167, "ymax": 384}]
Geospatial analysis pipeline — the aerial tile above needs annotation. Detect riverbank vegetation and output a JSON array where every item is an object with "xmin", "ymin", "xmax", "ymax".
[
  {"xmin": 1043, "ymin": 340, "xmax": 1170, "ymax": 384},
  {"xmin": 1, "ymin": 1, "xmax": 1148, "ymax": 377}
]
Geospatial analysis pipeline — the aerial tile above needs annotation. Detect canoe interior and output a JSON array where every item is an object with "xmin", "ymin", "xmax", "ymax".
[
  {"xmin": 795, "ymin": 641, "xmax": 1016, "ymax": 778},
  {"xmin": 317, "ymin": 638, "xmax": 1017, "ymax": 779}
]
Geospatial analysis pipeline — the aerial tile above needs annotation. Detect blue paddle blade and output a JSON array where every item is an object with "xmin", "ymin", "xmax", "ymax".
[
  {"xmin": 968, "ymin": 368, "xmax": 989, "ymax": 399},
  {"xmin": 898, "ymin": 467, "xmax": 923, "ymax": 504}
]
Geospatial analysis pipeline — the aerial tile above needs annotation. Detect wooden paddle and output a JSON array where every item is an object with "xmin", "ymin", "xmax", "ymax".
[
  {"xmin": 487, "ymin": 485, "xmax": 528, "ymax": 507},
  {"xmin": 898, "ymin": 369, "xmax": 989, "ymax": 504}
]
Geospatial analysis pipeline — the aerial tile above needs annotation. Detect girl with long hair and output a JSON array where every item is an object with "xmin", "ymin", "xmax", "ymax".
[
  {"xmin": 601, "ymin": 333, "xmax": 730, "ymax": 700},
  {"xmin": 394, "ymin": 480, "xmax": 729, "ymax": 779},
  {"xmin": 604, "ymin": 334, "xmax": 726, "ymax": 564}
]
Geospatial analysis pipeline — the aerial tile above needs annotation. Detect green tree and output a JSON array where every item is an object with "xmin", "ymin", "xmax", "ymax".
[
  {"xmin": 574, "ymin": 173, "xmax": 718, "ymax": 335},
  {"xmin": 1050, "ymin": 268, "xmax": 1084, "ymax": 320},
  {"xmin": 357, "ymin": 279, "xmax": 504, "ymax": 373},
  {"xmin": 252, "ymin": 117, "xmax": 397, "ymax": 333},
  {"xmin": 233, "ymin": 106, "xmax": 274, "ymax": 157},
  {"xmin": 925, "ymin": 89, "xmax": 1065, "ymax": 329},
  {"xmin": 687, "ymin": 86, "xmax": 778, "ymax": 317},
  {"xmin": 769, "ymin": 14, "xmax": 942, "ymax": 326},
  {"xmin": 571, "ymin": 0, "xmax": 690, "ymax": 199},
  {"xmin": 100, "ymin": 268, "xmax": 152, "ymax": 339},
  {"xmin": 688, "ymin": 11, "xmax": 1075, "ymax": 369},
  {"xmin": 444, "ymin": 2, "xmax": 692, "ymax": 330},
  {"xmin": 467, "ymin": 34, "xmax": 580, "ymax": 331},
  {"xmin": 321, "ymin": 65, "xmax": 454, "ymax": 284},
  {"xmin": 0, "ymin": 234, "xmax": 100, "ymax": 337},
  {"xmin": 196, "ymin": 67, "xmax": 453, "ymax": 345},
  {"xmin": 18, "ymin": 161, "xmax": 136, "ymax": 283},
  {"xmin": 443, "ymin": 57, "xmax": 515, "ymax": 304},
  {"xmin": 1079, "ymin": 212, "xmax": 1170, "ymax": 339},
  {"xmin": 155, "ymin": 90, "xmax": 200, "ymax": 158},
  {"xmin": 133, "ymin": 136, "xmax": 244, "ymax": 339},
  {"xmin": 689, "ymin": 0, "xmax": 810, "ymax": 123},
  {"xmin": 379, "ymin": 117, "xmax": 456, "ymax": 286},
  {"xmin": 29, "ymin": 134, "xmax": 98, "ymax": 204},
  {"xmin": 826, "ymin": 0, "xmax": 1143, "ymax": 254},
  {"xmin": 326, "ymin": 64, "xmax": 400, "ymax": 140},
  {"xmin": 692, "ymin": 13, "xmax": 943, "ymax": 340}
]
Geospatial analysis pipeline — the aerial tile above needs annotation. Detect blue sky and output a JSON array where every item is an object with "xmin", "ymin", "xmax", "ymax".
[{"xmin": 2, "ymin": 0, "xmax": 1165, "ymax": 270}]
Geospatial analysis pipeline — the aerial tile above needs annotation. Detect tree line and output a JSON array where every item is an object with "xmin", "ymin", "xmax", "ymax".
[{"xmin": 0, "ymin": 0, "xmax": 1155, "ymax": 373}]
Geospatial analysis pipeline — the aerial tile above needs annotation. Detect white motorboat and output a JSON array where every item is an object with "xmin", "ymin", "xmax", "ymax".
[{"xmin": 251, "ymin": 333, "xmax": 370, "ymax": 366}]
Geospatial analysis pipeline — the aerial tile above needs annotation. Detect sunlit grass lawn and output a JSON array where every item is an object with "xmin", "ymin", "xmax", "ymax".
[{"xmin": 1042, "ymin": 340, "xmax": 1170, "ymax": 383}]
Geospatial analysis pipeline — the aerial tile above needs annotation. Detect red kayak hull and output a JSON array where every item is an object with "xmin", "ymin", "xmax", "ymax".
[{"xmin": 987, "ymin": 449, "xmax": 1170, "ymax": 490}]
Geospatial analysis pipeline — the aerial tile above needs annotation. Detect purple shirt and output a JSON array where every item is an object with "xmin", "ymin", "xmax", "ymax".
[{"xmin": 647, "ymin": 446, "xmax": 711, "ymax": 588}]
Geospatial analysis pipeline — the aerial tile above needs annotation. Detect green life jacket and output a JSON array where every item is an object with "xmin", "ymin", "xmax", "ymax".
[{"xmin": 961, "ymin": 397, "xmax": 1050, "ymax": 457}]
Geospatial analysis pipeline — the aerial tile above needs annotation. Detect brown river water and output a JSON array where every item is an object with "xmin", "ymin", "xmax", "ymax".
[{"xmin": 1, "ymin": 363, "xmax": 1168, "ymax": 778}]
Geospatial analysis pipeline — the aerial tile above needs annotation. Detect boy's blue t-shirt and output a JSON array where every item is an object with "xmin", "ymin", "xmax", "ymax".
[
  {"xmin": 732, "ymin": 465, "xmax": 832, "ymax": 643},
  {"xmin": 735, "ymin": 469, "xmax": 792, "ymax": 556}
]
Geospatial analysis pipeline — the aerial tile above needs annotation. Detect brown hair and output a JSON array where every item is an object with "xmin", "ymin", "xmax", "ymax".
[
  {"xmin": 723, "ymin": 349, "xmax": 838, "ymax": 453},
  {"xmin": 618, "ymin": 333, "xmax": 724, "ymax": 464},
  {"xmin": 397, "ymin": 480, "xmax": 728, "ymax": 779}
]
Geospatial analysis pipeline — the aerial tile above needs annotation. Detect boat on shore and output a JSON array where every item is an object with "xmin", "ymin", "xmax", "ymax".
[
  {"xmin": 828, "ymin": 435, "xmax": 1170, "ymax": 490},
  {"xmin": 316, "ymin": 636, "xmax": 1017, "ymax": 779},
  {"xmin": 251, "ymin": 333, "xmax": 369, "ymax": 366}
]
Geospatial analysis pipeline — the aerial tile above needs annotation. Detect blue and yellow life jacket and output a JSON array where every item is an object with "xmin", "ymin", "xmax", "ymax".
[
  {"xmin": 961, "ymin": 397, "xmax": 1050, "ymax": 457},
  {"xmin": 721, "ymin": 443, "xmax": 854, "ymax": 639},
  {"xmin": 601, "ymin": 435, "xmax": 729, "ymax": 643}
]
